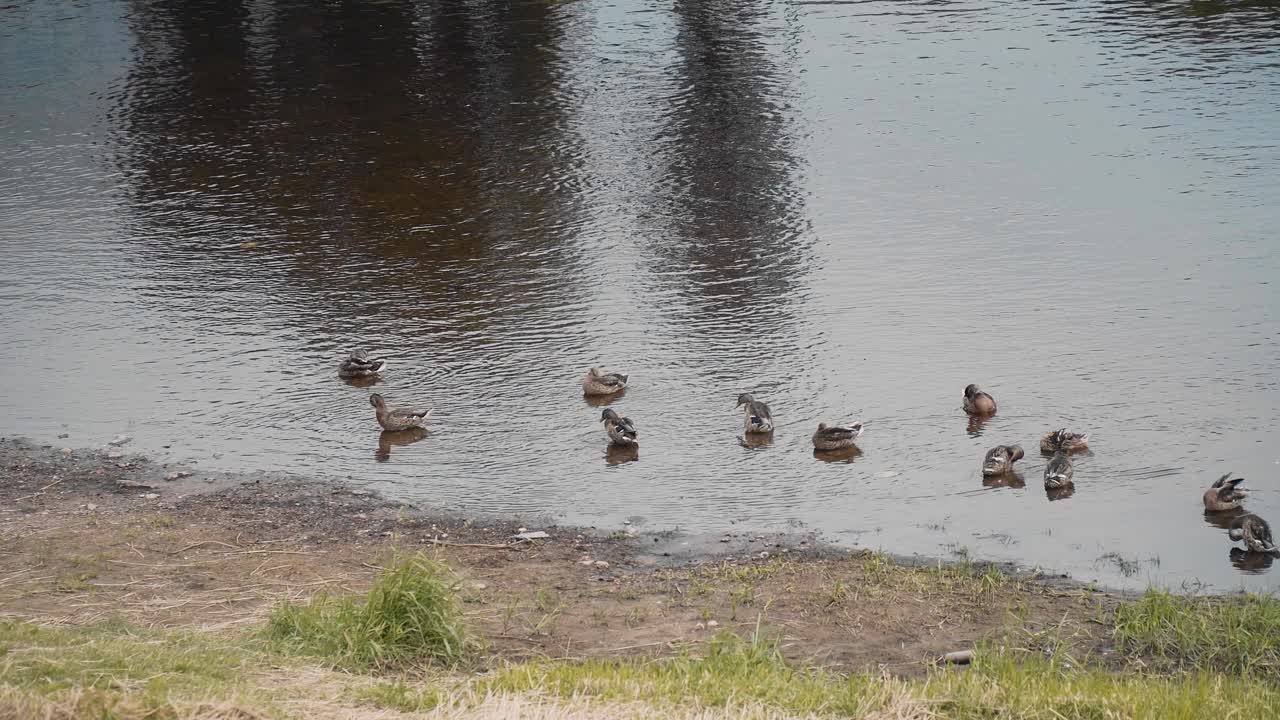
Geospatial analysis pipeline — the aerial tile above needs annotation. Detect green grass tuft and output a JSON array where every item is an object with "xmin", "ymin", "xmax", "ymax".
[
  {"xmin": 1111, "ymin": 589, "xmax": 1280, "ymax": 675},
  {"xmin": 350, "ymin": 679, "xmax": 443, "ymax": 712},
  {"xmin": 485, "ymin": 630, "xmax": 1280, "ymax": 719},
  {"xmin": 0, "ymin": 620, "xmax": 273, "ymax": 716},
  {"xmin": 266, "ymin": 552, "xmax": 468, "ymax": 668}
]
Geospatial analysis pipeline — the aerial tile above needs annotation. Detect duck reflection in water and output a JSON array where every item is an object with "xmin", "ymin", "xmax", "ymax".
[
  {"xmin": 738, "ymin": 433, "xmax": 774, "ymax": 450},
  {"xmin": 983, "ymin": 472, "xmax": 1026, "ymax": 490},
  {"xmin": 1229, "ymin": 548, "xmax": 1275, "ymax": 574},
  {"xmin": 582, "ymin": 388, "xmax": 625, "ymax": 408},
  {"xmin": 966, "ymin": 414, "xmax": 992, "ymax": 437},
  {"xmin": 813, "ymin": 445, "xmax": 862, "ymax": 464},
  {"xmin": 1045, "ymin": 484, "xmax": 1075, "ymax": 502},
  {"xmin": 1203, "ymin": 506, "xmax": 1246, "ymax": 531},
  {"xmin": 375, "ymin": 427, "xmax": 428, "ymax": 462},
  {"xmin": 605, "ymin": 444, "xmax": 639, "ymax": 466},
  {"xmin": 342, "ymin": 374, "xmax": 382, "ymax": 389}
]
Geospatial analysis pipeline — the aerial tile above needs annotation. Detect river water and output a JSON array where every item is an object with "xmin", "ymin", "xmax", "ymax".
[{"xmin": 2, "ymin": 0, "xmax": 1278, "ymax": 591}]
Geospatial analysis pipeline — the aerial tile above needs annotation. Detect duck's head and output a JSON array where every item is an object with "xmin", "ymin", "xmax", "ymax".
[
  {"xmin": 736, "ymin": 393, "xmax": 755, "ymax": 408},
  {"xmin": 350, "ymin": 349, "xmax": 369, "ymax": 361},
  {"xmin": 1008, "ymin": 445, "xmax": 1025, "ymax": 462},
  {"xmin": 600, "ymin": 408, "xmax": 619, "ymax": 423},
  {"xmin": 369, "ymin": 393, "xmax": 386, "ymax": 409},
  {"xmin": 964, "ymin": 384, "xmax": 981, "ymax": 399},
  {"xmin": 587, "ymin": 367, "xmax": 602, "ymax": 378},
  {"xmin": 816, "ymin": 422, "xmax": 828, "ymax": 431},
  {"xmin": 1229, "ymin": 525, "xmax": 1245, "ymax": 541}
]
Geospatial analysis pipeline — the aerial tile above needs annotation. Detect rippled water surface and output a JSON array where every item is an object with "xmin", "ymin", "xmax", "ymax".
[{"xmin": 3, "ymin": 0, "xmax": 1278, "ymax": 590}]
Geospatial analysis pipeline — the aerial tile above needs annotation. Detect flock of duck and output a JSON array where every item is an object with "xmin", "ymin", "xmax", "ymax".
[{"xmin": 339, "ymin": 351, "xmax": 1279, "ymax": 559}]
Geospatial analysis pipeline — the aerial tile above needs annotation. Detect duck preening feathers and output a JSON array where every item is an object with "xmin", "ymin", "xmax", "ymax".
[
  {"xmin": 369, "ymin": 393, "xmax": 431, "ymax": 432},
  {"xmin": 600, "ymin": 408, "xmax": 638, "ymax": 446}
]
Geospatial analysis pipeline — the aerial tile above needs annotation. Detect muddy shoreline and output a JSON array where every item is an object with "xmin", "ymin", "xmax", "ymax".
[{"xmin": 2, "ymin": 436, "xmax": 1133, "ymax": 674}]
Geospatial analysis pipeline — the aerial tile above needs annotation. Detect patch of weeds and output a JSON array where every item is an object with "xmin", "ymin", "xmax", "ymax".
[
  {"xmin": 863, "ymin": 551, "xmax": 894, "ymax": 582},
  {"xmin": 266, "ymin": 552, "xmax": 468, "ymax": 668},
  {"xmin": 625, "ymin": 607, "xmax": 649, "ymax": 628},
  {"xmin": 1099, "ymin": 552, "xmax": 1141, "ymax": 577},
  {"xmin": 351, "ymin": 679, "xmax": 442, "ymax": 713},
  {"xmin": 149, "ymin": 514, "xmax": 176, "ymax": 529},
  {"xmin": 1111, "ymin": 589, "xmax": 1280, "ymax": 676},
  {"xmin": 53, "ymin": 572, "xmax": 97, "ymax": 593},
  {"xmin": 484, "ymin": 630, "xmax": 1280, "ymax": 719},
  {"xmin": 0, "ymin": 620, "xmax": 268, "ymax": 709}
]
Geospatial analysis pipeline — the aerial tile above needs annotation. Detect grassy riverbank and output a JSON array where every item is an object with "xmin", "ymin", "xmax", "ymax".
[
  {"xmin": 2, "ymin": 440, "xmax": 1277, "ymax": 718},
  {"xmin": 1, "ymin": 557, "xmax": 1277, "ymax": 719}
]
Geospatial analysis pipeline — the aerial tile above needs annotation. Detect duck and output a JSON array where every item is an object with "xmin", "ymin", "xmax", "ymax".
[
  {"xmin": 962, "ymin": 384, "xmax": 997, "ymax": 415},
  {"xmin": 1043, "ymin": 450, "xmax": 1073, "ymax": 489},
  {"xmin": 369, "ymin": 393, "xmax": 431, "ymax": 432},
  {"xmin": 736, "ymin": 393, "xmax": 774, "ymax": 434},
  {"xmin": 982, "ymin": 445, "xmax": 1025, "ymax": 476},
  {"xmin": 582, "ymin": 368, "xmax": 628, "ymax": 396},
  {"xmin": 812, "ymin": 422, "xmax": 864, "ymax": 451},
  {"xmin": 1203, "ymin": 473, "xmax": 1248, "ymax": 512},
  {"xmin": 339, "ymin": 349, "xmax": 386, "ymax": 379},
  {"xmin": 600, "ymin": 408, "xmax": 638, "ymax": 446},
  {"xmin": 1040, "ymin": 428, "xmax": 1090, "ymax": 454},
  {"xmin": 1229, "ymin": 513, "xmax": 1279, "ymax": 555}
]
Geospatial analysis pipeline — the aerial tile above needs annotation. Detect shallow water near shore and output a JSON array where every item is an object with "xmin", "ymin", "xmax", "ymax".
[{"xmin": 1, "ymin": 0, "xmax": 1278, "ymax": 591}]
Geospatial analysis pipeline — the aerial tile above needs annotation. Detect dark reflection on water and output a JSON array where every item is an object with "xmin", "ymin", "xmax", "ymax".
[
  {"xmin": 1045, "ymin": 485, "xmax": 1076, "ymax": 502},
  {"xmin": 376, "ymin": 428, "xmax": 429, "ymax": 462},
  {"xmin": 983, "ymin": 472, "xmax": 1026, "ymax": 490},
  {"xmin": 2, "ymin": 0, "xmax": 1279, "ymax": 591},
  {"xmin": 1203, "ymin": 507, "xmax": 1246, "ymax": 531},
  {"xmin": 605, "ymin": 444, "xmax": 640, "ymax": 466},
  {"xmin": 814, "ymin": 445, "xmax": 863, "ymax": 464},
  {"xmin": 1230, "ymin": 549, "xmax": 1276, "ymax": 575}
]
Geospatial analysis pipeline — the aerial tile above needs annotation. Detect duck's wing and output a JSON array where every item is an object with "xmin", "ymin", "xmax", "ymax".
[
  {"xmin": 618, "ymin": 416, "xmax": 638, "ymax": 438},
  {"xmin": 1045, "ymin": 453, "xmax": 1072, "ymax": 478},
  {"xmin": 1255, "ymin": 517, "xmax": 1277, "ymax": 550},
  {"xmin": 752, "ymin": 401, "xmax": 773, "ymax": 421},
  {"xmin": 342, "ymin": 357, "xmax": 385, "ymax": 373},
  {"xmin": 1217, "ymin": 479, "xmax": 1248, "ymax": 502},
  {"xmin": 390, "ymin": 407, "xmax": 432, "ymax": 421},
  {"xmin": 983, "ymin": 446, "xmax": 1007, "ymax": 465},
  {"xmin": 822, "ymin": 424, "xmax": 861, "ymax": 441},
  {"xmin": 598, "ymin": 372, "xmax": 628, "ymax": 388}
]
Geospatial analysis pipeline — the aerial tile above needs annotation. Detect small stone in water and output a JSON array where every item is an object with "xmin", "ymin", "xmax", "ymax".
[
  {"xmin": 593, "ymin": 560, "xmax": 609, "ymax": 569},
  {"xmin": 86, "ymin": 503, "xmax": 97, "ymax": 511},
  {"xmin": 109, "ymin": 435, "xmax": 132, "ymax": 447},
  {"xmin": 142, "ymin": 493, "xmax": 159, "ymax": 499},
  {"xmin": 61, "ymin": 448, "xmax": 72, "ymax": 455}
]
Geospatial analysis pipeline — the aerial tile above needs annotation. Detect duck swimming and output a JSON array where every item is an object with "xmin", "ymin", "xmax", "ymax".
[
  {"xmin": 1203, "ymin": 473, "xmax": 1248, "ymax": 512},
  {"xmin": 1229, "ymin": 514, "xmax": 1279, "ymax": 555},
  {"xmin": 369, "ymin": 393, "xmax": 431, "ymax": 432},
  {"xmin": 812, "ymin": 422, "xmax": 863, "ymax": 451},
  {"xmin": 962, "ymin": 384, "xmax": 997, "ymax": 415},
  {"xmin": 736, "ymin": 393, "xmax": 774, "ymax": 434},
  {"xmin": 1043, "ymin": 450, "xmax": 1073, "ymax": 489},
  {"xmin": 982, "ymin": 445, "xmax": 1025, "ymax": 476},
  {"xmin": 1040, "ymin": 429, "xmax": 1090, "ymax": 454},
  {"xmin": 600, "ymin": 408, "xmax": 638, "ymax": 446},
  {"xmin": 582, "ymin": 368, "xmax": 628, "ymax": 396},
  {"xmin": 339, "ymin": 349, "xmax": 387, "ymax": 379}
]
